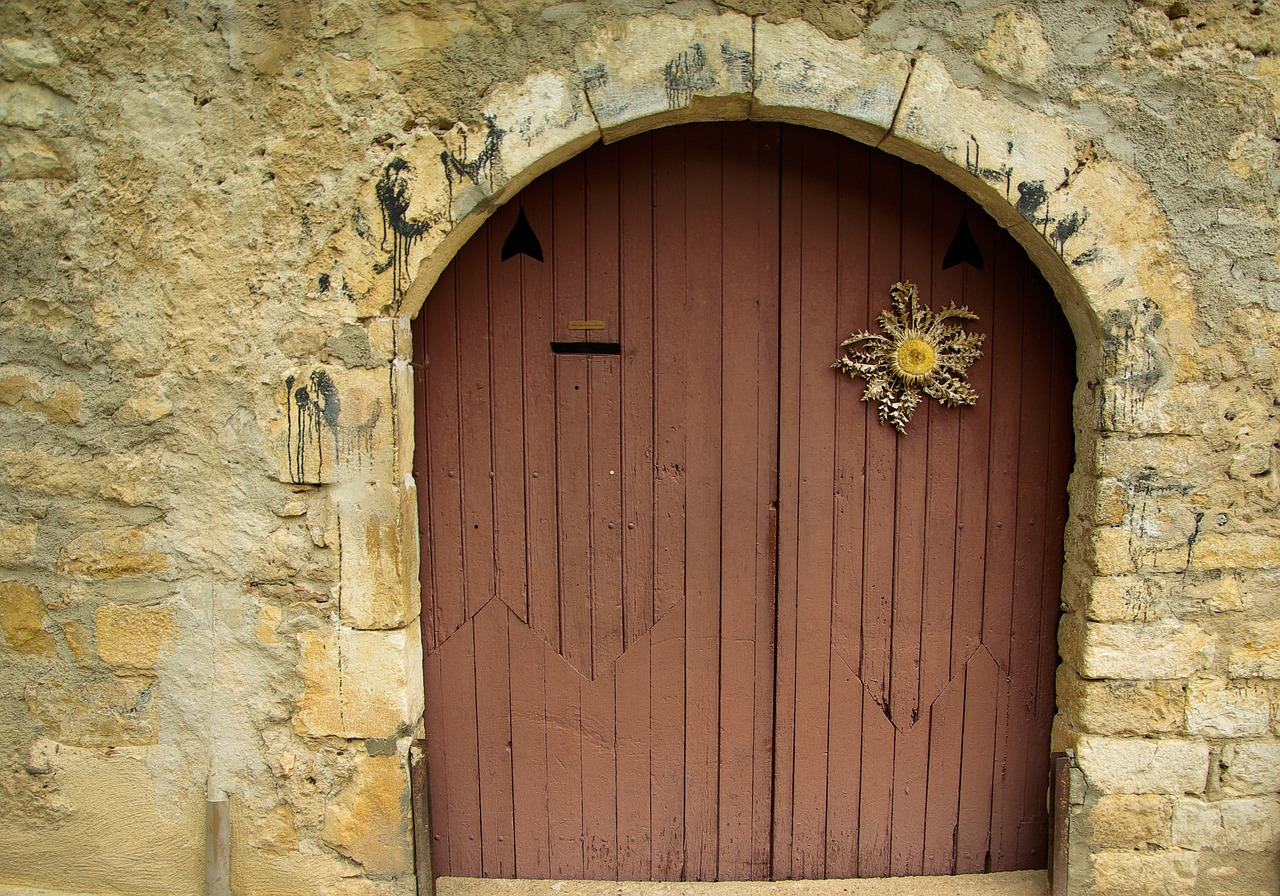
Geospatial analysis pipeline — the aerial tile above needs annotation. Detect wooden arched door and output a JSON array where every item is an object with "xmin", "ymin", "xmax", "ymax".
[{"xmin": 413, "ymin": 123, "xmax": 1074, "ymax": 882}]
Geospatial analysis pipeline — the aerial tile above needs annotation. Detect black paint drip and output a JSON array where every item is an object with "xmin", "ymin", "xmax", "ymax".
[
  {"xmin": 501, "ymin": 205, "xmax": 543, "ymax": 262},
  {"xmin": 287, "ymin": 370, "xmax": 341, "ymax": 483},
  {"xmin": 441, "ymin": 116, "xmax": 504, "ymax": 218},
  {"xmin": 376, "ymin": 157, "xmax": 433, "ymax": 303},
  {"xmin": 663, "ymin": 44, "xmax": 715, "ymax": 109},
  {"xmin": 942, "ymin": 214, "xmax": 984, "ymax": 270}
]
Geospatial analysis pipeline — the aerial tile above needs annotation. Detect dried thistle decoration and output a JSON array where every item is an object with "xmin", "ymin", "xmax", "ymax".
[{"xmin": 833, "ymin": 281, "xmax": 985, "ymax": 434}]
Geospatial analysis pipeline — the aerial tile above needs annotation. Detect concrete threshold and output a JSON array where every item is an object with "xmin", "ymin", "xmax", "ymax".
[{"xmin": 438, "ymin": 870, "xmax": 1048, "ymax": 896}]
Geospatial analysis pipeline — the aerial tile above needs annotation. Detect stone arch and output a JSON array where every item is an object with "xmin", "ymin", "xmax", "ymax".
[{"xmin": 308, "ymin": 10, "xmax": 1196, "ymax": 888}]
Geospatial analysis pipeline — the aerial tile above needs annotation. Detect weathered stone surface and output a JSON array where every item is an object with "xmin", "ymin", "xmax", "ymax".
[
  {"xmin": 271, "ymin": 366, "xmax": 394, "ymax": 487},
  {"xmin": 0, "ymin": 520, "xmax": 37, "ymax": 566},
  {"xmin": 1228, "ymin": 619, "xmax": 1280, "ymax": 678},
  {"xmin": 1171, "ymin": 795, "xmax": 1280, "ymax": 852},
  {"xmin": 882, "ymin": 55, "xmax": 1082, "ymax": 229},
  {"xmin": 1191, "ymin": 533, "xmax": 1280, "ymax": 570},
  {"xmin": 576, "ymin": 12, "xmax": 756, "ymax": 141},
  {"xmin": 321, "ymin": 752, "xmax": 413, "ymax": 875},
  {"xmin": 248, "ymin": 803, "xmax": 299, "ymax": 857},
  {"xmin": 1185, "ymin": 676, "xmax": 1270, "ymax": 737},
  {"xmin": 0, "ymin": 448, "xmax": 161, "ymax": 507},
  {"xmin": 0, "ymin": 582, "xmax": 55, "ymax": 656},
  {"xmin": 25, "ymin": 677, "xmax": 159, "ymax": 747},
  {"xmin": 94, "ymin": 604, "xmax": 178, "ymax": 669},
  {"xmin": 976, "ymin": 10, "xmax": 1050, "ymax": 88},
  {"xmin": 62, "ymin": 619, "xmax": 92, "ymax": 666},
  {"xmin": 338, "ymin": 486, "xmax": 419, "ymax": 631},
  {"xmin": 1223, "ymin": 742, "xmax": 1280, "ymax": 796},
  {"xmin": 1067, "ymin": 618, "xmax": 1214, "ymax": 680},
  {"xmin": 1088, "ymin": 794, "xmax": 1172, "ymax": 849},
  {"xmin": 56, "ymin": 527, "xmax": 168, "ymax": 580},
  {"xmin": 1056, "ymin": 666, "xmax": 1183, "ymax": 735},
  {"xmin": 0, "ymin": 373, "xmax": 81, "ymax": 423},
  {"xmin": 0, "ymin": 128, "xmax": 70, "ymax": 179},
  {"xmin": 294, "ymin": 626, "xmax": 421, "ymax": 739},
  {"xmin": 1092, "ymin": 850, "xmax": 1198, "ymax": 896},
  {"xmin": 1075, "ymin": 736, "xmax": 1209, "ymax": 795},
  {"xmin": 751, "ymin": 20, "xmax": 910, "ymax": 144}
]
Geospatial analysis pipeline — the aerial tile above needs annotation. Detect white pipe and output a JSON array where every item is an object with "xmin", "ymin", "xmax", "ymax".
[{"xmin": 205, "ymin": 779, "xmax": 229, "ymax": 896}]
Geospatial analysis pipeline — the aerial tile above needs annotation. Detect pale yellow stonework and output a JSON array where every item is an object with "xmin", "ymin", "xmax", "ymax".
[
  {"xmin": 1, "ymin": 2, "xmax": 1279, "ymax": 894},
  {"xmin": 93, "ymin": 604, "xmax": 178, "ymax": 669}
]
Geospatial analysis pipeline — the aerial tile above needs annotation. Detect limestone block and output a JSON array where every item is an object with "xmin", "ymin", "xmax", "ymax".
[
  {"xmin": 1091, "ymin": 850, "xmax": 1197, "ymax": 896},
  {"xmin": 56, "ymin": 527, "xmax": 168, "ymax": 580},
  {"xmin": 1057, "ymin": 666, "xmax": 1183, "ymax": 735},
  {"xmin": 1088, "ymin": 794, "xmax": 1173, "ymax": 849},
  {"xmin": 1074, "ymin": 619, "xmax": 1214, "ymax": 680},
  {"xmin": 392, "ymin": 355, "xmax": 414, "ymax": 480},
  {"xmin": 1191, "ymin": 533, "xmax": 1280, "ymax": 570},
  {"xmin": 294, "ymin": 625, "xmax": 421, "ymax": 739},
  {"xmin": 481, "ymin": 69, "xmax": 600, "ymax": 202},
  {"xmin": 367, "ymin": 11, "xmax": 457, "ymax": 73},
  {"xmin": 1085, "ymin": 576, "xmax": 1170, "ymax": 623},
  {"xmin": 1172, "ymin": 795, "xmax": 1280, "ymax": 852},
  {"xmin": 976, "ymin": 10, "xmax": 1051, "ymax": 89},
  {"xmin": 0, "ymin": 581, "xmax": 55, "ymax": 656},
  {"xmin": 0, "ymin": 81, "xmax": 75, "ymax": 131},
  {"xmin": 1223, "ymin": 742, "xmax": 1280, "ymax": 795},
  {"xmin": 62, "ymin": 619, "xmax": 92, "ymax": 665},
  {"xmin": 0, "ymin": 447, "xmax": 161, "ymax": 507},
  {"xmin": 0, "ymin": 371, "xmax": 81, "ymax": 422},
  {"xmin": 750, "ymin": 19, "xmax": 911, "ymax": 144},
  {"xmin": 1186, "ymin": 677, "xmax": 1270, "ymax": 737},
  {"xmin": 0, "ymin": 518, "xmax": 37, "ymax": 565},
  {"xmin": 272, "ymin": 366, "xmax": 394, "ymax": 486},
  {"xmin": 321, "ymin": 752, "xmax": 413, "ymax": 875},
  {"xmin": 0, "ymin": 128, "xmax": 71, "ymax": 179},
  {"xmin": 1228, "ymin": 620, "xmax": 1280, "ymax": 679},
  {"xmin": 882, "ymin": 55, "xmax": 1081, "ymax": 229},
  {"xmin": 337, "ymin": 483, "xmax": 419, "ymax": 630},
  {"xmin": 94, "ymin": 604, "xmax": 178, "ymax": 669},
  {"xmin": 1092, "ymin": 528, "xmax": 1135, "ymax": 575},
  {"xmin": 25, "ymin": 677, "xmax": 159, "ymax": 747},
  {"xmin": 1075, "ymin": 736, "xmax": 1209, "ymax": 794},
  {"xmin": 576, "ymin": 12, "xmax": 756, "ymax": 142},
  {"xmin": 1038, "ymin": 157, "xmax": 1196, "ymax": 332}
]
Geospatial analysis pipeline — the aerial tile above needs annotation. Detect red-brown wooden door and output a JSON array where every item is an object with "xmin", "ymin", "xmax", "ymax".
[{"xmin": 413, "ymin": 123, "xmax": 1073, "ymax": 882}]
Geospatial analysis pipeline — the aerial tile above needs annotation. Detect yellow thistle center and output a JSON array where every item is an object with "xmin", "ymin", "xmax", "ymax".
[{"xmin": 895, "ymin": 337, "xmax": 937, "ymax": 381}]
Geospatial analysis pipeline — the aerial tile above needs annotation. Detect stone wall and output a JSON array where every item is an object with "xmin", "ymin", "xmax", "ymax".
[{"xmin": 1, "ymin": 2, "xmax": 1278, "ymax": 894}]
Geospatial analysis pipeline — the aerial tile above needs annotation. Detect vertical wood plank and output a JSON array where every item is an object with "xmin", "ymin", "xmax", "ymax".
[
  {"xmin": 855, "ymin": 149, "xmax": 904, "ymax": 880},
  {"xmin": 455, "ymin": 237, "xmax": 496, "ymax": 620},
  {"xmin": 618, "ymin": 134, "xmax": 656, "ymax": 652},
  {"xmin": 771, "ymin": 124, "xmax": 803, "ymax": 882},
  {"xmin": 488, "ymin": 205, "xmax": 530, "ymax": 623},
  {"xmin": 474, "ymin": 602, "xmax": 516, "ymax": 876},
  {"xmin": 682, "ymin": 124, "xmax": 724, "ymax": 882},
  {"xmin": 581, "ymin": 669, "xmax": 619, "ymax": 878},
  {"xmin": 509, "ymin": 614, "xmax": 551, "ymax": 878},
  {"xmin": 922, "ymin": 670, "xmax": 966, "ymax": 874},
  {"xmin": 425, "ymin": 654, "xmax": 452, "ymax": 876},
  {"xmin": 615, "ymin": 628, "xmax": 653, "ymax": 880},
  {"xmin": 956, "ymin": 646, "xmax": 999, "ymax": 873},
  {"xmin": 441, "ymin": 620, "xmax": 481, "ymax": 876},
  {"xmin": 650, "ymin": 613, "xmax": 686, "ymax": 880},
  {"xmin": 650, "ymin": 127, "xmax": 688, "ymax": 881},
  {"xmin": 546, "ymin": 653, "xmax": 585, "ymax": 878},
  {"xmin": 425, "ymin": 266, "xmax": 466, "ymax": 648},
  {"xmin": 521, "ymin": 177, "xmax": 562, "ymax": 655},
  {"xmin": 750, "ymin": 125, "xmax": 782, "ymax": 882},
  {"xmin": 791, "ymin": 127, "xmax": 839, "ymax": 880}
]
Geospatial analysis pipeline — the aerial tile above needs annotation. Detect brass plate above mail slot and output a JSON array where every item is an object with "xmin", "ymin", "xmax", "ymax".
[{"xmin": 567, "ymin": 320, "xmax": 606, "ymax": 331}]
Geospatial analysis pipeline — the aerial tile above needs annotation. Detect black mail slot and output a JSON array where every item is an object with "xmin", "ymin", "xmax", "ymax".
[{"xmin": 551, "ymin": 342, "xmax": 621, "ymax": 355}]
